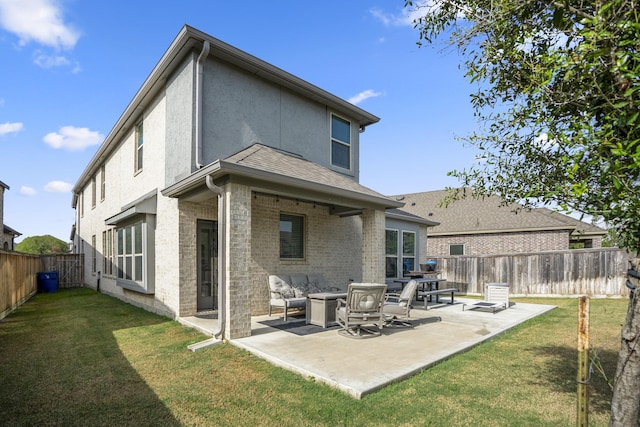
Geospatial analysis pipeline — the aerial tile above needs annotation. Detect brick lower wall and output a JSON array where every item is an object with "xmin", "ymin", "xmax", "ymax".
[
  {"xmin": 427, "ymin": 230, "xmax": 570, "ymax": 256},
  {"xmin": 250, "ymin": 193, "xmax": 362, "ymax": 315}
]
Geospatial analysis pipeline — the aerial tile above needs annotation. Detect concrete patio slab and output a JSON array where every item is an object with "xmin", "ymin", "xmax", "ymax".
[{"xmin": 180, "ymin": 298, "xmax": 555, "ymax": 398}]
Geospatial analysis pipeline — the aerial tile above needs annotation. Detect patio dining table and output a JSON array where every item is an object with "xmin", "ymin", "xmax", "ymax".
[{"xmin": 394, "ymin": 277, "xmax": 448, "ymax": 303}]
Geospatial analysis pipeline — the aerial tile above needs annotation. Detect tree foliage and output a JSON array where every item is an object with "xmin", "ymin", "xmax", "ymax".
[
  {"xmin": 405, "ymin": 0, "xmax": 640, "ymax": 252},
  {"xmin": 16, "ymin": 235, "xmax": 70, "ymax": 255},
  {"xmin": 404, "ymin": 1, "xmax": 640, "ymax": 424}
]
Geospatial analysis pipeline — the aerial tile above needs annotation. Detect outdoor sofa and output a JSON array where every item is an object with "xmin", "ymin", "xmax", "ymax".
[{"xmin": 268, "ymin": 273, "xmax": 340, "ymax": 320}]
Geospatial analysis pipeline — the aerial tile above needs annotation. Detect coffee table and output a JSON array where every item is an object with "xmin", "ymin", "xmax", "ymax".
[{"xmin": 305, "ymin": 292, "xmax": 347, "ymax": 328}]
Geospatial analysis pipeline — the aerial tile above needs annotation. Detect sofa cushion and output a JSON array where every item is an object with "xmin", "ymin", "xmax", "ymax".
[
  {"xmin": 307, "ymin": 273, "xmax": 326, "ymax": 288},
  {"xmin": 268, "ymin": 275, "xmax": 295, "ymax": 299},
  {"xmin": 290, "ymin": 274, "xmax": 310, "ymax": 297}
]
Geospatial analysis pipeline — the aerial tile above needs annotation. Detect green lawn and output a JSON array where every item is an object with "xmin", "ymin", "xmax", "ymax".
[{"xmin": 0, "ymin": 288, "xmax": 627, "ymax": 426}]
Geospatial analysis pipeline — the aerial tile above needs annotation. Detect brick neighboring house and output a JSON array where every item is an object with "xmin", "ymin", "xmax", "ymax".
[
  {"xmin": 0, "ymin": 180, "xmax": 21, "ymax": 251},
  {"xmin": 394, "ymin": 189, "xmax": 607, "ymax": 257},
  {"xmin": 71, "ymin": 25, "xmax": 404, "ymax": 339}
]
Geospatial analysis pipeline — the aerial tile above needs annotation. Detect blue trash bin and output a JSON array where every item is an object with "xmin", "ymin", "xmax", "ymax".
[{"xmin": 37, "ymin": 272, "xmax": 59, "ymax": 293}]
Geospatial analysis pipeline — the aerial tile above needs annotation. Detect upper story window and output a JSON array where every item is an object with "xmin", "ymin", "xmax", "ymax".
[
  {"xmin": 100, "ymin": 165, "xmax": 105, "ymax": 201},
  {"xmin": 91, "ymin": 176, "xmax": 96, "ymax": 208},
  {"xmin": 280, "ymin": 213, "xmax": 304, "ymax": 259},
  {"xmin": 134, "ymin": 121, "xmax": 144, "ymax": 174},
  {"xmin": 331, "ymin": 114, "xmax": 351, "ymax": 170}
]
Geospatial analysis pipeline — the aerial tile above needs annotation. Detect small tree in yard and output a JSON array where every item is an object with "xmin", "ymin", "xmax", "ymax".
[{"xmin": 403, "ymin": 0, "xmax": 639, "ymax": 424}]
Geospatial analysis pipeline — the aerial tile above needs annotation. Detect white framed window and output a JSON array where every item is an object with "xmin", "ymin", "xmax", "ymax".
[
  {"xmin": 449, "ymin": 244, "xmax": 465, "ymax": 255},
  {"xmin": 331, "ymin": 114, "xmax": 351, "ymax": 170},
  {"xmin": 102, "ymin": 229, "xmax": 114, "ymax": 276},
  {"xmin": 102, "ymin": 231, "xmax": 107, "ymax": 273},
  {"xmin": 91, "ymin": 176, "xmax": 96, "ymax": 208},
  {"xmin": 100, "ymin": 165, "xmax": 105, "ymax": 201},
  {"xmin": 280, "ymin": 213, "xmax": 304, "ymax": 259},
  {"xmin": 402, "ymin": 231, "xmax": 416, "ymax": 275},
  {"xmin": 91, "ymin": 235, "xmax": 97, "ymax": 273},
  {"xmin": 117, "ymin": 222, "xmax": 143, "ymax": 282},
  {"xmin": 134, "ymin": 121, "xmax": 143, "ymax": 174},
  {"xmin": 385, "ymin": 229, "xmax": 398, "ymax": 278},
  {"xmin": 115, "ymin": 217, "xmax": 155, "ymax": 294},
  {"xmin": 107, "ymin": 229, "xmax": 114, "ymax": 276}
]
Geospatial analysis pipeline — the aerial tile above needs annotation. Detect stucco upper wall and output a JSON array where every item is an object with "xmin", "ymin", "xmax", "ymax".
[
  {"xmin": 165, "ymin": 53, "xmax": 196, "ymax": 184},
  {"xmin": 201, "ymin": 56, "xmax": 360, "ymax": 181}
]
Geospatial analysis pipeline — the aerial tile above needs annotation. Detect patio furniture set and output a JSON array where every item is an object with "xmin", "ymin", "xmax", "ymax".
[{"xmin": 268, "ymin": 273, "xmax": 510, "ymax": 338}]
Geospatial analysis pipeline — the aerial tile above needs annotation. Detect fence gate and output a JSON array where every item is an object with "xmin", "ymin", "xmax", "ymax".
[{"xmin": 40, "ymin": 254, "xmax": 83, "ymax": 288}]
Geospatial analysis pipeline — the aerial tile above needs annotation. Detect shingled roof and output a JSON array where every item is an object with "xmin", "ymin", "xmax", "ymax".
[
  {"xmin": 163, "ymin": 144, "xmax": 404, "ymax": 211},
  {"xmin": 393, "ymin": 189, "xmax": 604, "ymax": 237}
]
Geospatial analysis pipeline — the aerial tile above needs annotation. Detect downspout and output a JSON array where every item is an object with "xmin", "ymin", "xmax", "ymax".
[
  {"xmin": 188, "ymin": 174, "xmax": 226, "ymax": 351},
  {"xmin": 206, "ymin": 174, "xmax": 226, "ymax": 340},
  {"xmin": 195, "ymin": 40, "xmax": 210, "ymax": 169}
]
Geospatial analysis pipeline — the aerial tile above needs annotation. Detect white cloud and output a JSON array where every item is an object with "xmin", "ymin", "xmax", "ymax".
[
  {"xmin": 0, "ymin": 0, "xmax": 80, "ymax": 49},
  {"xmin": 33, "ymin": 51, "xmax": 69, "ymax": 68},
  {"xmin": 370, "ymin": 5, "xmax": 426, "ymax": 27},
  {"xmin": 0, "ymin": 121, "xmax": 23, "ymax": 135},
  {"xmin": 0, "ymin": 98, "xmax": 5, "ymax": 106},
  {"xmin": 44, "ymin": 180, "xmax": 72, "ymax": 193},
  {"xmin": 43, "ymin": 126, "xmax": 104, "ymax": 151},
  {"xmin": 20, "ymin": 186, "xmax": 37, "ymax": 196},
  {"xmin": 348, "ymin": 89, "xmax": 383, "ymax": 105}
]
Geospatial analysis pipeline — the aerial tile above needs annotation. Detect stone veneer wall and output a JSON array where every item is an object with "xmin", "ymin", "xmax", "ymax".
[{"xmin": 427, "ymin": 229, "xmax": 570, "ymax": 256}]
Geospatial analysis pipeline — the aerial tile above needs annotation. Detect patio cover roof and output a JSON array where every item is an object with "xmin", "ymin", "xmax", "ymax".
[{"xmin": 162, "ymin": 144, "xmax": 404, "ymax": 213}]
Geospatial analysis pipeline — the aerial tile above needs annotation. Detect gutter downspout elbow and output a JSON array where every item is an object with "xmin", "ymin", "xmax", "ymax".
[
  {"xmin": 195, "ymin": 40, "xmax": 210, "ymax": 169},
  {"xmin": 206, "ymin": 175, "xmax": 226, "ymax": 340}
]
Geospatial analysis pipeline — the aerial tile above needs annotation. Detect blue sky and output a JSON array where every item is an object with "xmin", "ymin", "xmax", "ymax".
[{"xmin": 0, "ymin": 0, "xmax": 479, "ymax": 243}]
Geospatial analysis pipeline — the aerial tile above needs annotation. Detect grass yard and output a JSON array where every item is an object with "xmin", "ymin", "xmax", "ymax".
[{"xmin": 0, "ymin": 288, "xmax": 627, "ymax": 426}]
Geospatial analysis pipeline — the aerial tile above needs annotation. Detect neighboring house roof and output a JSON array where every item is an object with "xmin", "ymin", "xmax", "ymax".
[
  {"xmin": 3, "ymin": 224, "xmax": 21, "ymax": 237},
  {"xmin": 393, "ymin": 189, "xmax": 604, "ymax": 237},
  {"xmin": 0, "ymin": 180, "xmax": 8, "ymax": 190},
  {"xmin": 536, "ymin": 207, "xmax": 607, "ymax": 238},
  {"xmin": 162, "ymin": 144, "xmax": 404, "ymax": 211},
  {"xmin": 72, "ymin": 25, "xmax": 380, "ymax": 199},
  {"xmin": 385, "ymin": 208, "xmax": 439, "ymax": 226}
]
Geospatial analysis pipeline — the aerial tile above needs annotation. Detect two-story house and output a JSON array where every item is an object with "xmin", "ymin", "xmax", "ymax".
[
  {"xmin": 0, "ymin": 180, "xmax": 21, "ymax": 251},
  {"xmin": 71, "ymin": 25, "xmax": 411, "ymax": 340}
]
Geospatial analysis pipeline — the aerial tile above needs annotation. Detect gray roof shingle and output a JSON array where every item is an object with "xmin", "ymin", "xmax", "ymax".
[
  {"xmin": 393, "ymin": 189, "xmax": 604, "ymax": 236},
  {"xmin": 224, "ymin": 144, "xmax": 395, "ymax": 202}
]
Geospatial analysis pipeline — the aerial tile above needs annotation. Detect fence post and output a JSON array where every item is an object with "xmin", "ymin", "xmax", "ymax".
[{"xmin": 577, "ymin": 295, "xmax": 589, "ymax": 426}]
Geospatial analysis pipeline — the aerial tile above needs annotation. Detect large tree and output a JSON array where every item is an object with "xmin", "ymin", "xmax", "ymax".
[
  {"xmin": 403, "ymin": 0, "xmax": 639, "ymax": 424},
  {"xmin": 16, "ymin": 235, "xmax": 70, "ymax": 255}
]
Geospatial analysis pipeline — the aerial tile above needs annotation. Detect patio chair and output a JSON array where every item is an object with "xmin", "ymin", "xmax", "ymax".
[
  {"xmin": 462, "ymin": 283, "xmax": 510, "ymax": 314},
  {"xmin": 383, "ymin": 279, "xmax": 418, "ymax": 327},
  {"xmin": 336, "ymin": 283, "xmax": 387, "ymax": 338}
]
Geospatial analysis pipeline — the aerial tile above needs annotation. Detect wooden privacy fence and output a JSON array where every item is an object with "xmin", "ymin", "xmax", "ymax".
[
  {"xmin": 1, "ymin": 250, "xmax": 40, "ymax": 320},
  {"xmin": 431, "ymin": 248, "xmax": 630, "ymax": 297},
  {"xmin": 39, "ymin": 254, "xmax": 84, "ymax": 288},
  {"xmin": 0, "ymin": 251, "xmax": 83, "ymax": 320}
]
